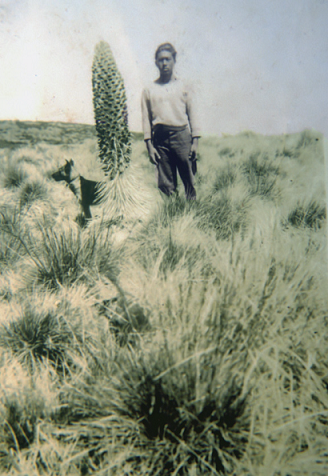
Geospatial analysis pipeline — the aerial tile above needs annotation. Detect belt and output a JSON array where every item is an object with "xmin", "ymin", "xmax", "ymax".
[{"xmin": 153, "ymin": 124, "xmax": 188, "ymax": 133}]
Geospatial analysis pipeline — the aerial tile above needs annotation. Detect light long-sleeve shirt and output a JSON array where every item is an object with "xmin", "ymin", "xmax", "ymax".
[{"xmin": 141, "ymin": 76, "xmax": 201, "ymax": 141}]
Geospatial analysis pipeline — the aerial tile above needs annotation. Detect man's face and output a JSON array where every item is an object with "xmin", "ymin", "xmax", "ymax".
[{"xmin": 156, "ymin": 50, "xmax": 175, "ymax": 79}]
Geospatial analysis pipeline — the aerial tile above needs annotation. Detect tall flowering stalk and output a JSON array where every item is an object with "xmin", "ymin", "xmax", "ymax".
[{"xmin": 92, "ymin": 41, "xmax": 131, "ymax": 179}]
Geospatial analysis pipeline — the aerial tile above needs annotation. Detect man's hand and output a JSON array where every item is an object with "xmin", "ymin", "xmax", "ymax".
[
  {"xmin": 145, "ymin": 140, "xmax": 161, "ymax": 165},
  {"xmin": 189, "ymin": 137, "xmax": 199, "ymax": 162}
]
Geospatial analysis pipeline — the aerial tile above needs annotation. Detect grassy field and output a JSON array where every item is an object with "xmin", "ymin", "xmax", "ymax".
[{"xmin": 0, "ymin": 120, "xmax": 327, "ymax": 475}]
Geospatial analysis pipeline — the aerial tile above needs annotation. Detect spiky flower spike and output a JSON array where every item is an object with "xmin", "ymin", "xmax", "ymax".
[{"xmin": 92, "ymin": 41, "xmax": 131, "ymax": 179}]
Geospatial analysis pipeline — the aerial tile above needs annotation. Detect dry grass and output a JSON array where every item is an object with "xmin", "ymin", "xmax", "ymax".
[{"xmin": 0, "ymin": 122, "xmax": 326, "ymax": 475}]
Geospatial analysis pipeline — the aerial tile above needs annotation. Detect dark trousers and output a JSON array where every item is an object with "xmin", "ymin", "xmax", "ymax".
[{"xmin": 153, "ymin": 125, "xmax": 196, "ymax": 200}]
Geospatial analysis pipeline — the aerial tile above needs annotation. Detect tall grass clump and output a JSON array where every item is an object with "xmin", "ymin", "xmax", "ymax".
[
  {"xmin": 295, "ymin": 129, "xmax": 319, "ymax": 149},
  {"xmin": 0, "ymin": 287, "xmax": 104, "ymax": 379},
  {"xmin": 212, "ymin": 164, "xmax": 237, "ymax": 192},
  {"xmin": 286, "ymin": 199, "xmax": 326, "ymax": 230},
  {"xmin": 18, "ymin": 179, "xmax": 48, "ymax": 208},
  {"xmin": 137, "ymin": 223, "xmax": 214, "ymax": 279},
  {"xmin": 195, "ymin": 190, "xmax": 249, "ymax": 240},
  {"xmin": 0, "ymin": 207, "xmax": 26, "ymax": 272},
  {"xmin": 0, "ymin": 383, "xmax": 46, "ymax": 470},
  {"xmin": 0, "ymin": 212, "xmax": 120, "ymax": 289},
  {"xmin": 0, "ymin": 230, "xmax": 21, "ymax": 272},
  {"xmin": 242, "ymin": 152, "xmax": 280, "ymax": 198},
  {"xmin": 31, "ymin": 223, "xmax": 119, "ymax": 289},
  {"xmin": 129, "ymin": 197, "xmax": 218, "ymax": 279},
  {"xmin": 0, "ymin": 355, "xmax": 66, "ymax": 473},
  {"xmin": 1, "ymin": 162, "xmax": 27, "ymax": 189},
  {"xmin": 0, "ymin": 303, "xmax": 79, "ymax": 372},
  {"xmin": 137, "ymin": 194, "xmax": 193, "ymax": 231},
  {"xmin": 51, "ymin": 275, "xmax": 253, "ymax": 475}
]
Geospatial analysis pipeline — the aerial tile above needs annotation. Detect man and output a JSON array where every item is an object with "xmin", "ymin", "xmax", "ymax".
[{"xmin": 141, "ymin": 43, "xmax": 201, "ymax": 200}]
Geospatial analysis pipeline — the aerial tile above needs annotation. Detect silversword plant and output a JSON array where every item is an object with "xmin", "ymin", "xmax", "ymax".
[{"xmin": 92, "ymin": 41, "xmax": 131, "ymax": 179}]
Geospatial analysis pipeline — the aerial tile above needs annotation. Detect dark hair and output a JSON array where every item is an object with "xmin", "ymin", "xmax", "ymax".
[{"xmin": 155, "ymin": 43, "xmax": 177, "ymax": 61}]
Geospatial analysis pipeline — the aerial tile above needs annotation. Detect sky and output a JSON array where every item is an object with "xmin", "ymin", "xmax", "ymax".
[{"xmin": 0, "ymin": 0, "xmax": 327, "ymax": 137}]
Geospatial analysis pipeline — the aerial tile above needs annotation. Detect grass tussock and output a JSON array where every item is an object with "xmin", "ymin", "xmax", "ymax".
[
  {"xmin": 18, "ymin": 179, "xmax": 48, "ymax": 208},
  {"xmin": 134, "ymin": 207, "xmax": 215, "ymax": 278},
  {"xmin": 0, "ymin": 212, "xmax": 120, "ymax": 289},
  {"xmin": 32, "ymin": 224, "xmax": 119, "ymax": 289},
  {"xmin": 0, "ymin": 289, "xmax": 103, "ymax": 374},
  {"xmin": 195, "ymin": 188, "xmax": 249, "ymax": 240},
  {"xmin": 242, "ymin": 153, "xmax": 280, "ymax": 198},
  {"xmin": 0, "ymin": 385, "xmax": 46, "ymax": 455},
  {"xmin": 0, "ymin": 123, "xmax": 326, "ymax": 475},
  {"xmin": 212, "ymin": 164, "xmax": 237, "ymax": 192},
  {"xmin": 1, "ymin": 163, "xmax": 28, "ymax": 189},
  {"xmin": 287, "ymin": 199, "xmax": 326, "ymax": 230},
  {"xmin": 0, "ymin": 305, "xmax": 75, "ymax": 372}
]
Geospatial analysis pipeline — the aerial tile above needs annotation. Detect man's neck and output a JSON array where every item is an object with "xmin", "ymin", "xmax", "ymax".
[{"xmin": 157, "ymin": 73, "xmax": 176, "ymax": 84}]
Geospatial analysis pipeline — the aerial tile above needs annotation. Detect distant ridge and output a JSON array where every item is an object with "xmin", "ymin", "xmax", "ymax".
[
  {"xmin": 0, "ymin": 120, "xmax": 322, "ymax": 153},
  {"xmin": 0, "ymin": 120, "xmax": 144, "ymax": 149},
  {"xmin": 0, "ymin": 120, "xmax": 96, "ymax": 148}
]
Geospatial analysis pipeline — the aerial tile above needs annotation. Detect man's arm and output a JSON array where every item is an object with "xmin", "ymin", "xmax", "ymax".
[
  {"xmin": 185, "ymin": 84, "xmax": 201, "ymax": 138},
  {"xmin": 141, "ymin": 88, "xmax": 152, "ymax": 141},
  {"xmin": 141, "ymin": 87, "xmax": 161, "ymax": 165},
  {"xmin": 145, "ymin": 139, "xmax": 161, "ymax": 165},
  {"xmin": 185, "ymin": 83, "xmax": 201, "ymax": 161},
  {"xmin": 189, "ymin": 137, "xmax": 199, "ymax": 162}
]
